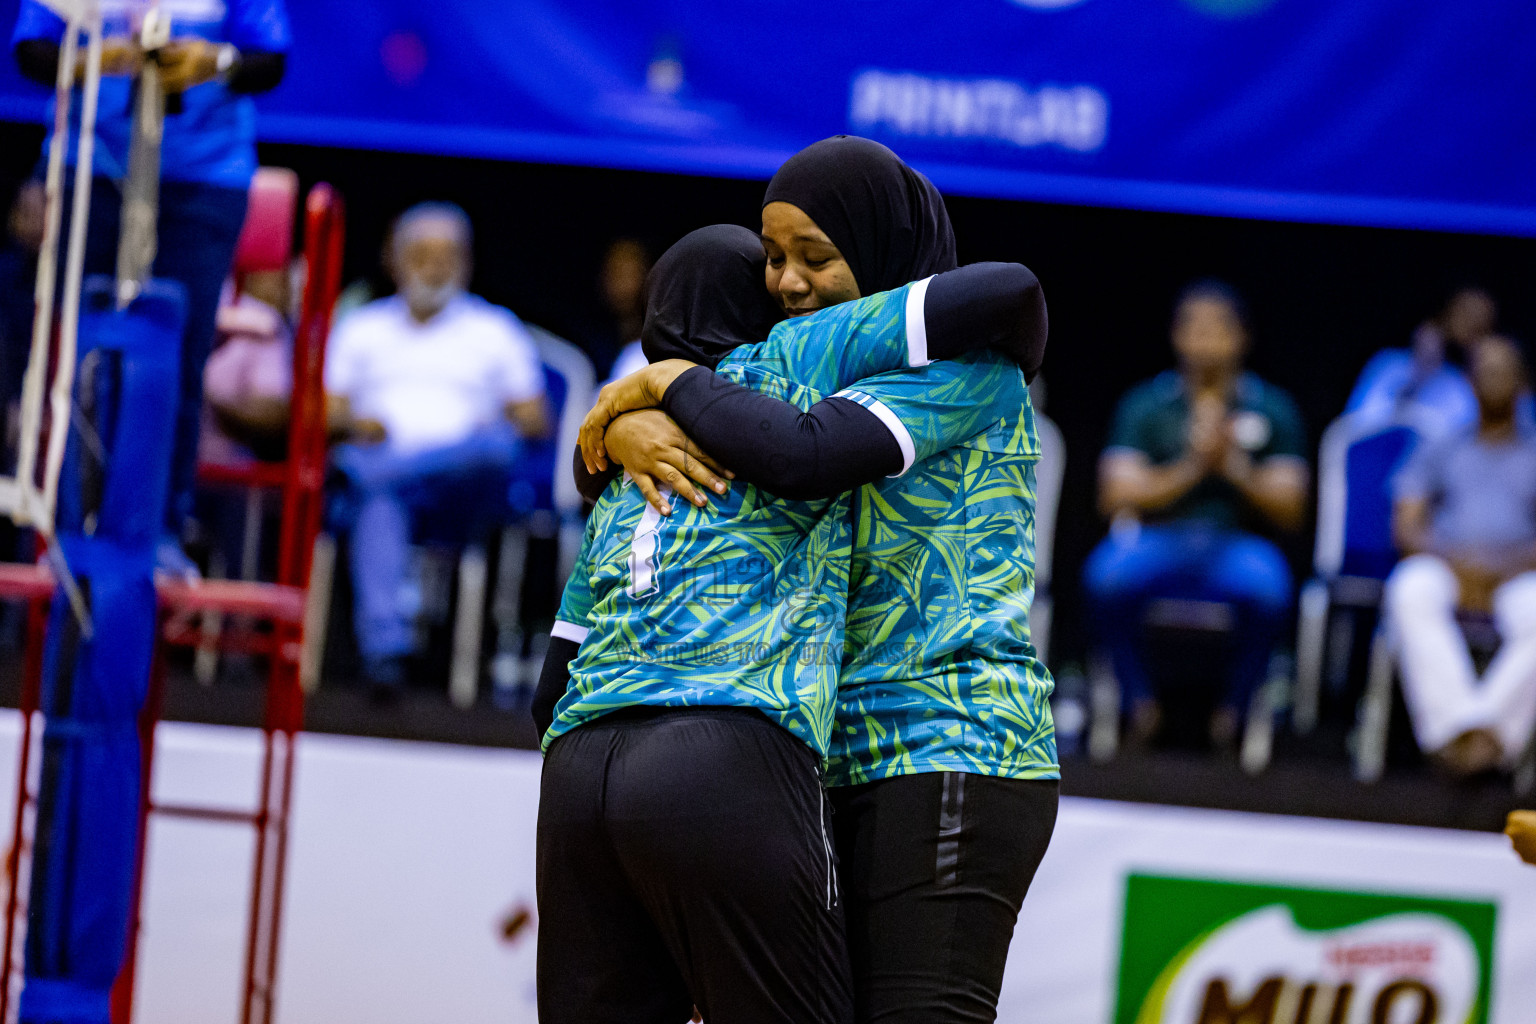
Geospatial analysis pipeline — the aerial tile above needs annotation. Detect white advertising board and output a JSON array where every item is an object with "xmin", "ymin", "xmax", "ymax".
[{"xmin": 0, "ymin": 715, "xmax": 1528, "ymax": 1023}]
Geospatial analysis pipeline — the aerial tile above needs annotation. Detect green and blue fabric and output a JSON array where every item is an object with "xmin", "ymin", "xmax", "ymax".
[
  {"xmin": 547, "ymin": 282, "xmax": 920, "ymax": 756},
  {"xmin": 828, "ymin": 354, "xmax": 1060, "ymax": 785}
]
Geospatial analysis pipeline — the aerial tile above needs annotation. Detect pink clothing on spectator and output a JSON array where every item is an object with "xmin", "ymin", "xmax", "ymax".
[{"xmin": 200, "ymin": 293, "xmax": 291, "ymax": 465}]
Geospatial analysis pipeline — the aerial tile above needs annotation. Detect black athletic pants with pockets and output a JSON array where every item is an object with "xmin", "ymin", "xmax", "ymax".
[
  {"xmin": 831, "ymin": 772, "xmax": 1059, "ymax": 1024},
  {"xmin": 537, "ymin": 707, "xmax": 852, "ymax": 1024}
]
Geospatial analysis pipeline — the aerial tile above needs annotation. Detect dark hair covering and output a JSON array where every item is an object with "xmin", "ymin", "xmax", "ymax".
[
  {"xmin": 763, "ymin": 136, "xmax": 958, "ymax": 296},
  {"xmin": 640, "ymin": 224, "xmax": 786, "ymax": 369}
]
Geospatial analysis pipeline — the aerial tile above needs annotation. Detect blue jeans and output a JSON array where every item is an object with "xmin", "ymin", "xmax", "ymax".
[
  {"xmin": 62, "ymin": 175, "xmax": 249, "ymax": 536},
  {"xmin": 332, "ymin": 426, "xmax": 522, "ymax": 665},
  {"xmin": 1082, "ymin": 523, "xmax": 1292, "ymax": 713}
]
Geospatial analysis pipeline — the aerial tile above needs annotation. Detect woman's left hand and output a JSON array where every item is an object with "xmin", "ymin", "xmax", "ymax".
[
  {"xmin": 603, "ymin": 409, "xmax": 732, "ymax": 515},
  {"xmin": 579, "ymin": 359, "xmax": 698, "ymax": 471}
]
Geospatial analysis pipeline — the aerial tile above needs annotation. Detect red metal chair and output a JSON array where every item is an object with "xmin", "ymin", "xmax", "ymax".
[
  {"xmin": 0, "ymin": 180, "xmax": 345, "ymax": 1024},
  {"xmin": 192, "ymin": 167, "xmax": 299, "ymax": 681}
]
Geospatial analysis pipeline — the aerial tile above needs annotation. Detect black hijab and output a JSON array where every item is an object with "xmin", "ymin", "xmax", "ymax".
[
  {"xmin": 641, "ymin": 224, "xmax": 786, "ymax": 369},
  {"xmin": 763, "ymin": 136, "xmax": 957, "ymax": 296}
]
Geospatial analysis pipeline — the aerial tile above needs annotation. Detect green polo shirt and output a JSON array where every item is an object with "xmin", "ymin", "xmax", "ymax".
[{"xmin": 1106, "ymin": 370, "xmax": 1307, "ymax": 530}]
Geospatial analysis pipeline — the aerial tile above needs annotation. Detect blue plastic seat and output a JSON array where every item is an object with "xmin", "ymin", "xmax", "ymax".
[
  {"xmin": 1293, "ymin": 413, "xmax": 1422, "ymax": 735},
  {"xmin": 448, "ymin": 327, "xmax": 594, "ymax": 708}
]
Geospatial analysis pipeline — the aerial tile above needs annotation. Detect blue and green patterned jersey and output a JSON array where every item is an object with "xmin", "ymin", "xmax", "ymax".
[
  {"xmin": 546, "ymin": 281, "xmax": 928, "ymax": 756},
  {"xmin": 827, "ymin": 355, "xmax": 1060, "ymax": 785}
]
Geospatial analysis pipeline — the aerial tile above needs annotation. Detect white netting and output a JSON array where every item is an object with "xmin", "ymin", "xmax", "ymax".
[{"xmin": 0, "ymin": 2, "xmax": 102, "ymax": 538}]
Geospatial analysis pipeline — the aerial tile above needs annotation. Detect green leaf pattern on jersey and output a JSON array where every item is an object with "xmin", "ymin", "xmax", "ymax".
[
  {"xmin": 547, "ymin": 284, "xmax": 915, "ymax": 757},
  {"xmin": 829, "ymin": 366, "xmax": 1060, "ymax": 784}
]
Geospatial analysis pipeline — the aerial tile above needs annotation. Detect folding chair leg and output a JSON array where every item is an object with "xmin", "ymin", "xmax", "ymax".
[
  {"xmin": 299, "ymin": 533, "xmax": 335, "ymax": 695},
  {"xmin": 1087, "ymin": 652, "xmax": 1120, "ymax": 763},
  {"xmin": 1240, "ymin": 657, "xmax": 1287, "ymax": 776},
  {"xmin": 556, "ymin": 520, "xmax": 582, "ymax": 592},
  {"xmin": 491, "ymin": 525, "xmax": 529, "ymax": 709},
  {"xmin": 1325, "ymin": 612, "xmax": 1356, "ymax": 696},
  {"xmin": 240, "ymin": 488, "xmax": 263, "ymax": 581},
  {"xmin": 449, "ymin": 544, "xmax": 488, "ymax": 709},
  {"xmin": 1293, "ymin": 579, "xmax": 1328, "ymax": 735},
  {"xmin": 194, "ymin": 551, "xmax": 227, "ymax": 686},
  {"xmin": 1354, "ymin": 628, "xmax": 1394, "ymax": 783}
]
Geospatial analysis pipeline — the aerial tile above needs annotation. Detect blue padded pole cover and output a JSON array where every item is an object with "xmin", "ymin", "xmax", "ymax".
[{"xmin": 22, "ymin": 277, "xmax": 183, "ymax": 1024}]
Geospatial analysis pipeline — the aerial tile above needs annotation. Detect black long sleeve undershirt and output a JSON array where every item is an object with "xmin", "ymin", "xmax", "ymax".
[
  {"xmin": 556, "ymin": 267, "xmax": 1047, "ymax": 709},
  {"xmin": 14, "ymin": 39, "xmax": 287, "ymax": 94},
  {"xmin": 573, "ymin": 261, "xmax": 1046, "ymax": 503},
  {"xmin": 531, "ymin": 635, "xmax": 582, "ymax": 739},
  {"xmin": 657, "ymin": 261, "xmax": 1047, "ymax": 501},
  {"xmin": 661, "ymin": 375, "xmax": 901, "ymax": 501}
]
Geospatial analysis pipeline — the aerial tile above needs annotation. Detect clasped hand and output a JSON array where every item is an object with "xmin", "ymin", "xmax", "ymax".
[{"xmin": 577, "ymin": 360, "xmax": 734, "ymax": 516}]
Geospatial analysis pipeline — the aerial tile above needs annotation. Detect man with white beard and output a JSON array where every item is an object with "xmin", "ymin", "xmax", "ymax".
[{"xmin": 326, "ymin": 203, "xmax": 548, "ymax": 699}]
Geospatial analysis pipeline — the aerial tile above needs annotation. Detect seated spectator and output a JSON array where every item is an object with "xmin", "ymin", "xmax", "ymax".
[
  {"xmin": 201, "ymin": 268, "xmax": 294, "ymax": 466},
  {"xmin": 1085, "ymin": 281, "xmax": 1308, "ymax": 748},
  {"xmin": 1346, "ymin": 286, "xmax": 1497, "ymax": 438},
  {"xmin": 573, "ymin": 237, "xmax": 650, "ymax": 379},
  {"xmin": 325, "ymin": 203, "xmax": 549, "ymax": 698},
  {"xmin": 1383, "ymin": 336, "xmax": 1536, "ymax": 777}
]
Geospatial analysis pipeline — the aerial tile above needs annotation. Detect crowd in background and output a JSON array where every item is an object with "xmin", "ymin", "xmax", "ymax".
[
  {"xmin": 1, "ymin": 161, "xmax": 1534, "ymax": 779},
  {"xmin": 1078, "ymin": 277, "xmax": 1536, "ymax": 778}
]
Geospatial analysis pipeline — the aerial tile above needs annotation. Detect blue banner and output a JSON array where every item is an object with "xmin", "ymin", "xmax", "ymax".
[{"xmin": 2, "ymin": 0, "xmax": 1534, "ymax": 235}]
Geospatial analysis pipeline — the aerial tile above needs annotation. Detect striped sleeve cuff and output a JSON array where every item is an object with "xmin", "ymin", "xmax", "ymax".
[
  {"xmin": 904, "ymin": 276, "xmax": 933, "ymax": 367},
  {"xmin": 833, "ymin": 389, "xmax": 917, "ymax": 477},
  {"xmin": 551, "ymin": 619, "xmax": 590, "ymax": 644}
]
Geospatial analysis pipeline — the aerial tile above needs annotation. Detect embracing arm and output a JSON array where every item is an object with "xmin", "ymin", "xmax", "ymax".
[
  {"xmin": 574, "ymin": 263, "xmax": 1044, "ymax": 506},
  {"xmin": 530, "ymin": 520, "xmax": 599, "ymax": 740},
  {"xmin": 924, "ymin": 261, "xmax": 1048, "ymax": 379},
  {"xmin": 643, "ymin": 262, "xmax": 1044, "ymax": 500},
  {"xmin": 659, "ymin": 377, "xmax": 902, "ymax": 500},
  {"xmin": 530, "ymin": 636, "xmax": 581, "ymax": 739}
]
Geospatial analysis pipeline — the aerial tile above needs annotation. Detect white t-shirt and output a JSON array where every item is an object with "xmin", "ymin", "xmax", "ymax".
[{"xmin": 326, "ymin": 294, "xmax": 545, "ymax": 455}]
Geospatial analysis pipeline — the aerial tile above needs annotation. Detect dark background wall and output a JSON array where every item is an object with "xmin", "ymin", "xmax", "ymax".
[{"xmin": 5, "ymin": 121, "xmax": 1535, "ymax": 665}]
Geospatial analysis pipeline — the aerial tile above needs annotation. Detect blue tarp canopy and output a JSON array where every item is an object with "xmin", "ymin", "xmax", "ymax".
[{"xmin": 2, "ymin": 0, "xmax": 1533, "ymax": 235}]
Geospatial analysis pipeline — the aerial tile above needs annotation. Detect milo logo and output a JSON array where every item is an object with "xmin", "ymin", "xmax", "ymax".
[{"xmin": 1115, "ymin": 875, "xmax": 1497, "ymax": 1024}]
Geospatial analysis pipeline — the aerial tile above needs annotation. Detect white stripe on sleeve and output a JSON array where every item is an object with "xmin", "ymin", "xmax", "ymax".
[
  {"xmin": 839, "ymin": 391, "xmax": 917, "ymax": 477},
  {"xmin": 551, "ymin": 619, "xmax": 590, "ymax": 644},
  {"xmin": 904, "ymin": 276, "xmax": 933, "ymax": 367}
]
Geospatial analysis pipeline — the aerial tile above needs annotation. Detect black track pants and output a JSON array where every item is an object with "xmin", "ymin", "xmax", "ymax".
[
  {"xmin": 830, "ymin": 772, "xmax": 1059, "ymax": 1024},
  {"xmin": 537, "ymin": 708, "xmax": 852, "ymax": 1024}
]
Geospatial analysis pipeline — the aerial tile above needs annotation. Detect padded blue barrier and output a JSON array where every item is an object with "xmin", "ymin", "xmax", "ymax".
[{"xmin": 22, "ymin": 277, "xmax": 183, "ymax": 1024}]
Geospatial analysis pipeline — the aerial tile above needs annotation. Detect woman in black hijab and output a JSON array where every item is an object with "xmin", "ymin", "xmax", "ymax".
[
  {"xmin": 636, "ymin": 223, "xmax": 786, "ymax": 367},
  {"xmin": 593, "ymin": 137, "xmax": 1060, "ymax": 1024},
  {"xmin": 536, "ymin": 224, "xmax": 861, "ymax": 1024},
  {"xmin": 539, "ymin": 205, "xmax": 1052, "ymax": 1024},
  {"xmin": 763, "ymin": 134, "xmax": 958, "ymax": 297}
]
